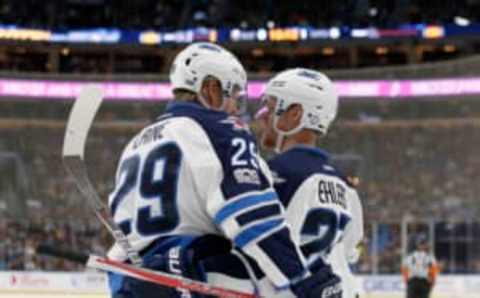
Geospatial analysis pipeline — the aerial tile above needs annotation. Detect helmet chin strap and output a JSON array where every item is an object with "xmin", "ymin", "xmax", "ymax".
[
  {"xmin": 197, "ymin": 93, "xmax": 212, "ymax": 109},
  {"xmin": 273, "ymin": 133, "xmax": 284, "ymax": 154},
  {"xmin": 197, "ymin": 92, "xmax": 227, "ymax": 111},
  {"xmin": 272, "ymin": 114, "xmax": 304, "ymax": 153}
]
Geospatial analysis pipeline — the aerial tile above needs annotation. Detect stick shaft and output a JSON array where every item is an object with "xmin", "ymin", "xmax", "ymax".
[
  {"xmin": 36, "ymin": 246, "xmax": 257, "ymax": 297},
  {"xmin": 87, "ymin": 255, "xmax": 257, "ymax": 298},
  {"xmin": 62, "ymin": 86, "xmax": 142, "ymax": 265}
]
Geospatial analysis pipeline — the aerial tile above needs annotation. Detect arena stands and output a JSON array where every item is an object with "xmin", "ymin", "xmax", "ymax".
[
  {"xmin": 2, "ymin": 1, "xmax": 480, "ymax": 29},
  {"xmin": 1, "ymin": 110, "xmax": 479, "ymax": 273}
]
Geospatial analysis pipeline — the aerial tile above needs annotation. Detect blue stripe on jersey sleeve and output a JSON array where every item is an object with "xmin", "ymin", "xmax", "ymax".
[
  {"xmin": 214, "ymin": 191, "xmax": 277, "ymax": 225},
  {"xmin": 234, "ymin": 218, "xmax": 283, "ymax": 248},
  {"xmin": 236, "ymin": 203, "xmax": 281, "ymax": 226}
]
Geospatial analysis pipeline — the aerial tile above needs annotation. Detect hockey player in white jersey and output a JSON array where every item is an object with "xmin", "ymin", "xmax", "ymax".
[
  {"xmin": 326, "ymin": 188, "xmax": 363, "ymax": 298},
  {"xmin": 107, "ymin": 43, "xmax": 342, "ymax": 298},
  {"xmin": 253, "ymin": 68, "xmax": 364, "ymax": 298}
]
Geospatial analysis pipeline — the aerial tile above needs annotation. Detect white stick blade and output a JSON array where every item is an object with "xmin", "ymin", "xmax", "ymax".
[{"xmin": 63, "ymin": 85, "xmax": 104, "ymax": 158}]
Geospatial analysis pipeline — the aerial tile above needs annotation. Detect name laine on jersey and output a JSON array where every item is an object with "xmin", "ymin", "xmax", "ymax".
[
  {"xmin": 133, "ymin": 123, "xmax": 167, "ymax": 149},
  {"xmin": 318, "ymin": 179, "xmax": 347, "ymax": 209}
]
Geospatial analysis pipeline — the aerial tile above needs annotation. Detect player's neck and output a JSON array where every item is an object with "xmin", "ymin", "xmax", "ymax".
[{"xmin": 281, "ymin": 130, "xmax": 317, "ymax": 153}]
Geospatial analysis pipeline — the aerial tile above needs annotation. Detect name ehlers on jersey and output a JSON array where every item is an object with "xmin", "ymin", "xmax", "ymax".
[{"xmin": 318, "ymin": 179, "xmax": 347, "ymax": 209}]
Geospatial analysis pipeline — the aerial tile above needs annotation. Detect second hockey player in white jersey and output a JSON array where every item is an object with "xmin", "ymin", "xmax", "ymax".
[
  {"xmin": 107, "ymin": 44, "xmax": 342, "ymax": 298},
  {"xmin": 253, "ymin": 68, "xmax": 364, "ymax": 298}
]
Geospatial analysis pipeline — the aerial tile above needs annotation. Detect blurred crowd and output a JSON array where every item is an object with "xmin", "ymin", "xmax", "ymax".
[
  {"xmin": 0, "ymin": 127, "xmax": 124, "ymax": 271},
  {"xmin": 1, "ymin": 0, "xmax": 480, "ymax": 29},
  {"xmin": 0, "ymin": 216, "xmax": 110, "ymax": 271},
  {"xmin": 326, "ymin": 120, "xmax": 480, "ymax": 222},
  {"xmin": 324, "ymin": 120, "xmax": 480, "ymax": 273},
  {"xmin": 1, "ymin": 102, "xmax": 480, "ymax": 272}
]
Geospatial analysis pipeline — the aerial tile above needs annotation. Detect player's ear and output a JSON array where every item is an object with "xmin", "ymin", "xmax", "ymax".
[
  {"xmin": 289, "ymin": 104, "xmax": 303, "ymax": 126},
  {"xmin": 200, "ymin": 78, "xmax": 212, "ymax": 102},
  {"xmin": 278, "ymin": 104, "xmax": 303, "ymax": 132},
  {"xmin": 201, "ymin": 77, "xmax": 222, "ymax": 109}
]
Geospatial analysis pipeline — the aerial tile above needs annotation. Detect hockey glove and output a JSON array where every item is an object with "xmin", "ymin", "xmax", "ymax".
[{"xmin": 291, "ymin": 265, "xmax": 342, "ymax": 298}]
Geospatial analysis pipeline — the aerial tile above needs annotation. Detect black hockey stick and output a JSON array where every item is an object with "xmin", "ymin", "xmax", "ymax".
[{"xmin": 36, "ymin": 244, "xmax": 88, "ymax": 264}]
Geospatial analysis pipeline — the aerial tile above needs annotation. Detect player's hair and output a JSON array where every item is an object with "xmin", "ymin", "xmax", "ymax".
[
  {"xmin": 173, "ymin": 89, "xmax": 197, "ymax": 101},
  {"xmin": 172, "ymin": 76, "xmax": 219, "ymax": 102}
]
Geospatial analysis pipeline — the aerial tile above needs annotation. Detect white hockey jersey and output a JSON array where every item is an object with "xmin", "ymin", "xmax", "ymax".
[
  {"xmin": 326, "ymin": 189, "xmax": 364, "ymax": 298},
  {"xmin": 256, "ymin": 146, "xmax": 364, "ymax": 297},
  {"xmin": 107, "ymin": 101, "xmax": 308, "ymax": 289}
]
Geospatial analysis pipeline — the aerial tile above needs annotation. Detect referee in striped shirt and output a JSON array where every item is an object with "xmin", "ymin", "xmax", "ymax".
[{"xmin": 401, "ymin": 238, "xmax": 439, "ymax": 298}]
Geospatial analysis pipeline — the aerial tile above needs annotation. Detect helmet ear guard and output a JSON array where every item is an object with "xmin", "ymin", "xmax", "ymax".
[
  {"xmin": 272, "ymin": 99, "xmax": 327, "ymax": 135},
  {"xmin": 302, "ymin": 103, "xmax": 335, "ymax": 135}
]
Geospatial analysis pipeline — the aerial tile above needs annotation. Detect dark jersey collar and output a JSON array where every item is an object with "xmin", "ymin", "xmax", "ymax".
[
  {"xmin": 282, "ymin": 145, "xmax": 330, "ymax": 162},
  {"xmin": 165, "ymin": 101, "xmax": 228, "ymax": 116},
  {"xmin": 157, "ymin": 100, "xmax": 229, "ymax": 121}
]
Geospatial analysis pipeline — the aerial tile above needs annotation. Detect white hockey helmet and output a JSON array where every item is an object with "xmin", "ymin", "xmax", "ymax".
[
  {"xmin": 169, "ymin": 42, "xmax": 247, "ymax": 110},
  {"xmin": 263, "ymin": 68, "xmax": 338, "ymax": 135}
]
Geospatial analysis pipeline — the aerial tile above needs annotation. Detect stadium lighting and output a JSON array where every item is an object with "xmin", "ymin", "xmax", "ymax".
[
  {"xmin": 454, "ymin": 16, "xmax": 470, "ymax": 27},
  {"xmin": 329, "ymin": 27, "xmax": 341, "ymax": 39},
  {"xmin": 443, "ymin": 44, "xmax": 456, "ymax": 53},
  {"xmin": 375, "ymin": 46, "xmax": 388, "ymax": 55},
  {"xmin": 322, "ymin": 47, "xmax": 335, "ymax": 56},
  {"xmin": 231, "ymin": 28, "xmax": 241, "ymax": 41},
  {"xmin": 257, "ymin": 28, "xmax": 268, "ymax": 41},
  {"xmin": 351, "ymin": 28, "xmax": 370, "ymax": 38},
  {"xmin": 252, "ymin": 48, "xmax": 264, "ymax": 57},
  {"xmin": 61, "ymin": 47, "xmax": 70, "ymax": 56},
  {"xmin": 423, "ymin": 26, "xmax": 445, "ymax": 39},
  {"xmin": 139, "ymin": 31, "xmax": 161, "ymax": 45},
  {"xmin": 299, "ymin": 28, "xmax": 308, "ymax": 40}
]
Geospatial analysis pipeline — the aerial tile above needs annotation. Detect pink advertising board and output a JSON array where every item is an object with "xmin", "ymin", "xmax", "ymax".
[{"xmin": 1, "ymin": 78, "xmax": 479, "ymax": 101}]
